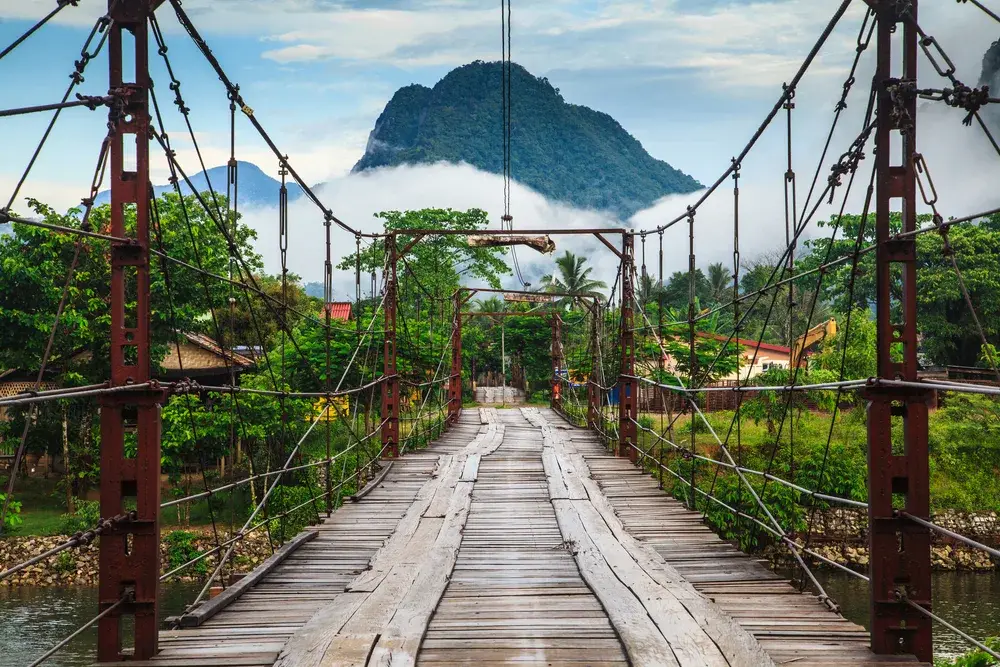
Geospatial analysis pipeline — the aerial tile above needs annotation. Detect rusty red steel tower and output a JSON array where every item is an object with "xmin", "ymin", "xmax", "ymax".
[
  {"xmin": 617, "ymin": 233, "xmax": 637, "ymax": 461},
  {"xmin": 867, "ymin": 0, "xmax": 932, "ymax": 660},
  {"xmin": 551, "ymin": 312, "xmax": 563, "ymax": 411},
  {"xmin": 99, "ymin": 0, "xmax": 164, "ymax": 660},
  {"xmin": 448, "ymin": 290, "xmax": 463, "ymax": 425},
  {"xmin": 382, "ymin": 234, "xmax": 400, "ymax": 458},
  {"xmin": 587, "ymin": 307, "xmax": 601, "ymax": 430}
]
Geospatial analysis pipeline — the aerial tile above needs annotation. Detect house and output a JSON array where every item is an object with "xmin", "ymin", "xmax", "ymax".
[
  {"xmin": 323, "ymin": 302, "xmax": 353, "ymax": 322},
  {"xmin": 648, "ymin": 333, "xmax": 794, "ymax": 383},
  {"xmin": 159, "ymin": 332, "xmax": 256, "ymax": 386},
  {"xmin": 700, "ymin": 333, "xmax": 793, "ymax": 381},
  {"xmin": 0, "ymin": 368, "xmax": 58, "ymax": 423}
]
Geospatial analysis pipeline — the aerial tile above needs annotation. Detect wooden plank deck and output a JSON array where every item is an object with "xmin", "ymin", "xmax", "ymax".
[
  {"xmin": 537, "ymin": 407, "xmax": 931, "ymax": 667},
  {"xmin": 417, "ymin": 409, "xmax": 628, "ymax": 666},
  {"xmin": 120, "ymin": 408, "xmax": 930, "ymax": 667},
  {"xmin": 146, "ymin": 418, "xmax": 481, "ymax": 667}
]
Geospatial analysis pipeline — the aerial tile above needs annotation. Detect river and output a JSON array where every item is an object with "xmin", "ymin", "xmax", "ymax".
[
  {"xmin": 1, "ymin": 573, "xmax": 997, "ymax": 664},
  {"xmin": 0, "ymin": 582, "xmax": 201, "ymax": 667},
  {"xmin": 811, "ymin": 570, "xmax": 1000, "ymax": 659}
]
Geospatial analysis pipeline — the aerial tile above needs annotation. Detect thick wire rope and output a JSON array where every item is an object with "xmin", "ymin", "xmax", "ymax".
[
  {"xmin": 0, "ymin": 1, "xmax": 79, "ymax": 63},
  {"xmin": 150, "ymin": 187, "xmax": 230, "ymax": 584},
  {"xmin": 166, "ymin": 0, "xmax": 374, "ymax": 238},
  {"xmin": 645, "ymin": 0, "xmax": 853, "ymax": 234},
  {"xmin": 742, "ymin": 111, "xmax": 873, "ymax": 559},
  {"xmin": 3, "ymin": 8, "xmax": 113, "ymax": 213}
]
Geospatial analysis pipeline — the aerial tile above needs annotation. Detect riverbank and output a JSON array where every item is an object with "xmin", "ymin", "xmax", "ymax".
[
  {"xmin": 0, "ymin": 527, "xmax": 274, "ymax": 587},
  {"xmin": 764, "ymin": 508, "xmax": 999, "ymax": 572}
]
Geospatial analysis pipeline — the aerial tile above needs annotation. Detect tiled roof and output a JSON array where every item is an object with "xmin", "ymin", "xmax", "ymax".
[
  {"xmin": 699, "ymin": 332, "xmax": 791, "ymax": 355},
  {"xmin": 160, "ymin": 332, "xmax": 256, "ymax": 371},
  {"xmin": 324, "ymin": 302, "xmax": 353, "ymax": 322}
]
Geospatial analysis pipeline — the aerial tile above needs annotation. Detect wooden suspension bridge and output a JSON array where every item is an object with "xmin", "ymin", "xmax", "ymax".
[
  {"xmin": 100, "ymin": 407, "xmax": 927, "ymax": 667},
  {"xmin": 4, "ymin": 0, "xmax": 1000, "ymax": 665}
]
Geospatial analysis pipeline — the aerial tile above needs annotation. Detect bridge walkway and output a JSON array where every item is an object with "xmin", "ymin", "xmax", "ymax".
[{"xmin": 116, "ymin": 408, "xmax": 928, "ymax": 667}]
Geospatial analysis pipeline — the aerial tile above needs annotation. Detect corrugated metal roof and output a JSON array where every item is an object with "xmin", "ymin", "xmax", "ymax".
[{"xmin": 324, "ymin": 302, "xmax": 352, "ymax": 322}]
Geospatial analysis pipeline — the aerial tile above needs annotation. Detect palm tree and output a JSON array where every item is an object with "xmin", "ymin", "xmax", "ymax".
[
  {"xmin": 539, "ymin": 251, "xmax": 607, "ymax": 309},
  {"xmin": 707, "ymin": 262, "xmax": 731, "ymax": 305},
  {"xmin": 475, "ymin": 296, "xmax": 506, "ymax": 325},
  {"xmin": 637, "ymin": 273, "xmax": 666, "ymax": 309}
]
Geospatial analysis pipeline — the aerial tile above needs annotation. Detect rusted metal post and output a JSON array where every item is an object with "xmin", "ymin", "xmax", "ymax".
[
  {"xmin": 381, "ymin": 235, "xmax": 400, "ymax": 458},
  {"xmin": 618, "ymin": 233, "xmax": 637, "ymax": 461},
  {"xmin": 867, "ymin": 1, "xmax": 932, "ymax": 661},
  {"xmin": 551, "ymin": 313, "xmax": 563, "ymax": 411},
  {"xmin": 448, "ymin": 291, "xmax": 462, "ymax": 424},
  {"xmin": 687, "ymin": 208, "xmax": 698, "ymax": 510},
  {"xmin": 324, "ymin": 216, "xmax": 333, "ymax": 515},
  {"xmin": 587, "ymin": 307, "xmax": 600, "ymax": 428},
  {"xmin": 99, "ymin": 1, "xmax": 162, "ymax": 660}
]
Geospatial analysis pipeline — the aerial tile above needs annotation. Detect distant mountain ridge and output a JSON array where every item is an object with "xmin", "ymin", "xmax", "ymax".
[
  {"xmin": 353, "ymin": 61, "xmax": 702, "ymax": 219},
  {"xmin": 94, "ymin": 161, "xmax": 306, "ymax": 209}
]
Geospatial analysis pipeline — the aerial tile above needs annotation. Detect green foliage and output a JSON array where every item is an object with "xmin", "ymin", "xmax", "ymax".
[
  {"xmin": 58, "ymin": 499, "xmax": 100, "ymax": 534},
  {"xmin": 639, "ymin": 305, "xmax": 743, "ymax": 385},
  {"xmin": 540, "ymin": 251, "xmax": 607, "ymax": 306},
  {"xmin": 267, "ymin": 485, "xmax": 318, "ymax": 541},
  {"xmin": 165, "ymin": 530, "xmax": 207, "ymax": 575},
  {"xmin": 0, "ymin": 194, "xmax": 264, "ymax": 482},
  {"xmin": 813, "ymin": 309, "xmax": 877, "ymax": 382},
  {"xmin": 799, "ymin": 211, "xmax": 1000, "ymax": 366},
  {"xmin": 929, "ymin": 394, "xmax": 1000, "ymax": 513},
  {"xmin": 934, "ymin": 638, "xmax": 1000, "ymax": 667},
  {"xmin": 339, "ymin": 208, "xmax": 509, "ymax": 291},
  {"xmin": 353, "ymin": 61, "xmax": 702, "ymax": 218},
  {"xmin": 0, "ymin": 492, "xmax": 22, "ymax": 532},
  {"xmin": 53, "ymin": 550, "xmax": 76, "ymax": 574},
  {"xmin": 742, "ymin": 366, "xmax": 839, "ymax": 434}
]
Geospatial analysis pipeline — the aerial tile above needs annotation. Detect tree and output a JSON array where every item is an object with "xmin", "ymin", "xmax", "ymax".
[
  {"xmin": 0, "ymin": 194, "xmax": 262, "ymax": 499},
  {"xmin": 813, "ymin": 309, "xmax": 877, "ymax": 381},
  {"xmin": 706, "ymin": 262, "xmax": 731, "ymax": 304},
  {"xmin": 636, "ymin": 304, "xmax": 743, "ymax": 386},
  {"xmin": 225, "ymin": 273, "xmax": 311, "ymax": 352},
  {"xmin": 637, "ymin": 273, "xmax": 666, "ymax": 310},
  {"xmin": 661, "ymin": 269, "xmax": 710, "ymax": 311},
  {"xmin": 338, "ymin": 208, "xmax": 510, "ymax": 294},
  {"xmin": 798, "ymin": 211, "xmax": 1000, "ymax": 366},
  {"xmin": 539, "ymin": 251, "xmax": 607, "ymax": 308}
]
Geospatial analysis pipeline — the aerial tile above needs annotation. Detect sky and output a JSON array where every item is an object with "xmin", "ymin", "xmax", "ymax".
[{"xmin": 1, "ymin": 0, "xmax": 999, "ymax": 300}]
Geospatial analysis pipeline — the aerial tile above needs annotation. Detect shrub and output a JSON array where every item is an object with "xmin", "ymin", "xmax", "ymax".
[
  {"xmin": 267, "ymin": 485, "xmax": 319, "ymax": 541},
  {"xmin": 0, "ymin": 493, "xmax": 22, "ymax": 532},
  {"xmin": 53, "ymin": 551, "xmax": 76, "ymax": 573},
  {"xmin": 59, "ymin": 499, "xmax": 100, "ymax": 534},
  {"xmin": 165, "ymin": 530, "xmax": 207, "ymax": 575},
  {"xmin": 934, "ymin": 637, "xmax": 1000, "ymax": 666}
]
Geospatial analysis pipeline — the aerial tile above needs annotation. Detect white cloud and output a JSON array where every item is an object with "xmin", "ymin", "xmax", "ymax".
[{"xmin": 240, "ymin": 162, "xmax": 624, "ymax": 299}]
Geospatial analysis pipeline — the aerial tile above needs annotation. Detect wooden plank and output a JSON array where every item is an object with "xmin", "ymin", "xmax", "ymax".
[
  {"xmin": 351, "ymin": 461, "xmax": 394, "ymax": 502},
  {"xmin": 550, "ymin": 497, "xmax": 680, "ymax": 667},
  {"xmin": 179, "ymin": 530, "xmax": 319, "ymax": 628}
]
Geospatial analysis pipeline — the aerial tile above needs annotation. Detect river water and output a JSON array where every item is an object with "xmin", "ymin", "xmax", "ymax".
[
  {"xmin": 0, "ymin": 582, "xmax": 201, "ymax": 667},
  {"xmin": 0, "ymin": 573, "xmax": 997, "ymax": 664},
  {"xmin": 810, "ymin": 570, "xmax": 1000, "ymax": 659}
]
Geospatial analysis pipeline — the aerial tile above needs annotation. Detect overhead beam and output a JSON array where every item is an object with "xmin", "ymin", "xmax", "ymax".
[{"xmin": 593, "ymin": 232, "xmax": 624, "ymax": 260}]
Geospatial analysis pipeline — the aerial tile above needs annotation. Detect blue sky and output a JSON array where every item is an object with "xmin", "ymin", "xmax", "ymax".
[{"xmin": 1, "ymin": 0, "xmax": 998, "ymax": 293}]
